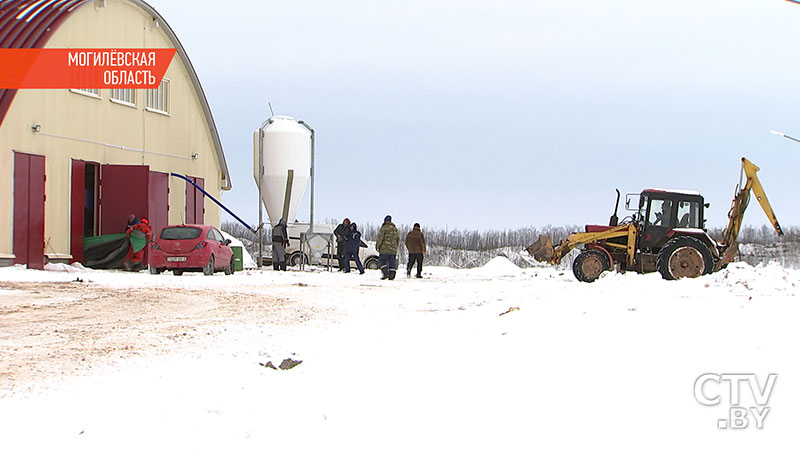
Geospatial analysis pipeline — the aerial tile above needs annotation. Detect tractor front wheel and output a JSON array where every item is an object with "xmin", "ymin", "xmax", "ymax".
[
  {"xmin": 573, "ymin": 249, "xmax": 610, "ymax": 283},
  {"xmin": 657, "ymin": 236, "xmax": 714, "ymax": 280}
]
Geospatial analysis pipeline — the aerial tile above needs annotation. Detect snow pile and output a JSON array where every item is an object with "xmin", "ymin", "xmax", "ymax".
[
  {"xmin": 475, "ymin": 255, "xmax": 522, "ymax": 276},
  {"xmin": 708, "ymin": 261, "xmax": 798, "ymax": 295},
  {"xmin": 220, "ymin": 230, "xmax": 257, "ymax": 269},
  {"xmin": 43, "ymin": 262, "xmax": 93, "ymax": 273}
]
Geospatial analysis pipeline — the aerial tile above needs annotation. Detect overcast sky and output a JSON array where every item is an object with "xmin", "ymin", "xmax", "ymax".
[{"xmin": 148, "ymin": 0, "xmax": 800, "ymax": 231}]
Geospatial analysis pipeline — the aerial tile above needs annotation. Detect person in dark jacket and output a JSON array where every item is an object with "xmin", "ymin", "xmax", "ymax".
[
  {"xmin": 375, "ymin": 215, "xmax": 399, "ymax": 280},
  {"xmin": 333, "ymin": 218, "xmax": 351, "ymax": 271},
  {"xmin": 125, "ymin": 214, "xmax": 139, "ymax": 230},
  {"xmin": 272, "ymin": 218, "xmax": 289, "ymax": 271},
  {"xmin": 405, "ymin": 223, "xmax": 426, "ymax": 278},
  {"xmin": 342, "ymin": 222, "xmax": 365, "ymax": 274},
  {"xmin": 123, "ymin": 217, "xmax": 152, "ymax": 271}
]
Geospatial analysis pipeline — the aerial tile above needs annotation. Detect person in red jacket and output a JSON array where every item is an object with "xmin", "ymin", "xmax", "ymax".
[{"xmin": 123, "ymin": 217, "xmax": 153, "ymax": 271}]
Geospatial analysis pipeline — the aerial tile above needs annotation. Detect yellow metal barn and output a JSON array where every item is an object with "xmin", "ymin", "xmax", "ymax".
[{"xmin": 0, "ymin": 0, "xmax": 231, "ymax": 269}]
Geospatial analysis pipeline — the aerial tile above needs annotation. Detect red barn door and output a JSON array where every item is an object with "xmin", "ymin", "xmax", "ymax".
[
  {"xmin": 13, "ymin": 152, "xmax": 45, "ymax": 269},
  {"xmin": 148, "ymin": 171, "xmax": 169, "ymax": 239},
  {"xmin": 100, "ymin": 165, "xmax": 149, "ymax": 235},
  {"xmin": 185, "ymin": 176, "xmax": 204, "ymax": 224}
]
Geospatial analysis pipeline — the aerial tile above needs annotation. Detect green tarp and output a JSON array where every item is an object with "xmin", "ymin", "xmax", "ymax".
[
  {"xmin": 129, "ymin": 230, "xmax": 148, "ymax": 252},
  {"xmin": 83, "ymin": 233, "xmax": 129, "ymax": 269}
]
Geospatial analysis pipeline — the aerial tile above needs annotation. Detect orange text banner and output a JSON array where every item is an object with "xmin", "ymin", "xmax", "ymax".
[{"xmin": 0, "ymin": 48, "xmax": 176, "ymax": 89}]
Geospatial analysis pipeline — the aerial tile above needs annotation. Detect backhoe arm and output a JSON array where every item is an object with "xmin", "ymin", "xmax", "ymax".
[
  {"xmin": 719, "ymin": 158, "xmax": 783, "ymax": 266},
  {"xmin": 744, "ymin": 158, "xmax": 783, "ymax": 238}
]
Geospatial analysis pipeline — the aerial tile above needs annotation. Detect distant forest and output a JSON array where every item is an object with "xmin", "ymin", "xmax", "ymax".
[{"xmin": 222, "ymin": 221, "xmax": 800, "ymax": 269}]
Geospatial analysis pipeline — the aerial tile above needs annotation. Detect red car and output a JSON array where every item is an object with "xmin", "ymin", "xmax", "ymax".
[{"xmin": 149, "ymin": 224, "xmax": 235, "ymax": 276}]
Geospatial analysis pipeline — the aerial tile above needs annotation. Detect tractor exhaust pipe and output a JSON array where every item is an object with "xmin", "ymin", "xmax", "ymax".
[{"xmin": 609, "ymin": 189, "xmax": 620, "ymax": 226}]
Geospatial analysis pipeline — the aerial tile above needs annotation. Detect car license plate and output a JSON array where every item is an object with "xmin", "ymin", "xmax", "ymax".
[{"xmin": 167, "ymin": 256, "xmax": 187, "ymax": 262}]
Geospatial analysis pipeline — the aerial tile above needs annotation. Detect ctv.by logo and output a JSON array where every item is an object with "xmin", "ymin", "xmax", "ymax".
[{"xmin": 694, "ymin": 373, "xmax": 777, "ymax": 430}]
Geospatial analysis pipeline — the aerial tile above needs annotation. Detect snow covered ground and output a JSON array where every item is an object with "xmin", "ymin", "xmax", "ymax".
[{"xmin": 0, "ymin": 258, "xmax": 798, "ymax": 449}]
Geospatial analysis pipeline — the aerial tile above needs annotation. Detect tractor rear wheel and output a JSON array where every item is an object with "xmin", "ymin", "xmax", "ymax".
[
  {"xmin": 573, "ymin": 249, "xmax": 610, "ymax": 283},
  {"xmin": 657, "ymin": 236, "xmax": 714, "ymax": 280}
]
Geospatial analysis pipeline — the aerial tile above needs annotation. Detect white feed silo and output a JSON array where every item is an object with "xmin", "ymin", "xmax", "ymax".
[{"xmin": 253, "ymin": 116, "xmax": 311, "ymax": 225}]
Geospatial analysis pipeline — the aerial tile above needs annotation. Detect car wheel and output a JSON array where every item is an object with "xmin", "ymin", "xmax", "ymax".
[
  {"xmin": 289, "ymin": 252, "xmax": 307, "ymax": 266},
  {"xmin": 173, "ymin": 269, "xmax": 183, "ymax": 276},
  {"xmin": 365, "ymin": 257, "xmax": 380, "ymax": 270},
  {"xmin": 224, "ymin": 256, "xmax": 234, "ymax": 275},
  {"xmin": 149, "ymin": 265, "xmax": 160, "ymax": 275},
  {"xmin": 203, "ymin": 255, "xmax": 215, "ymax": 276}
]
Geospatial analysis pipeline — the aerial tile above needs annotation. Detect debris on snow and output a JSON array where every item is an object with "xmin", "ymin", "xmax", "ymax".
[
  {"xmin": 260, "ymin": 361, "xmax": 278, "ymax": 370},
  {"xmin": 259, "ymin": 358, "xmax": 303, "ymax": 370},
  {"xmin": 279, "ymin": 358, "xmax": 303, "ymax": 370},
  {"xmin": 499, "ymin": 306, "xmax": 520, "ymax": 316}
]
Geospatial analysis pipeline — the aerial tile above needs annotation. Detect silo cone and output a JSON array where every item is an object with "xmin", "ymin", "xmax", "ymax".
[{"xmin": 253, "ymin": 116, "xmax": 311, "ymax": 225}]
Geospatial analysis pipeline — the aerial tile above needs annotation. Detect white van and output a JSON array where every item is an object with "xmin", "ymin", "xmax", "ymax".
[{"xmin": 285, "ymin": 223, "xmax": 380, "ymax": 270}]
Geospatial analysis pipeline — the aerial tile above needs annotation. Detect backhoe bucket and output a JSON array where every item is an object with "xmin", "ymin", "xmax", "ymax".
[
  {"xmin": 526, "ymin": 235, "xmax": 555, "ymax": 262},
  {"xmin": 715, "ymin": 240, "xmax": 738, "ymax": 272}
]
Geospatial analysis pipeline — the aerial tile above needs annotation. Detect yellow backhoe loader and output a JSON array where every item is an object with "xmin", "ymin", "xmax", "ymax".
[{"xmin": 527, "ymin": 158, "xmax": 783, "ymax": 282}]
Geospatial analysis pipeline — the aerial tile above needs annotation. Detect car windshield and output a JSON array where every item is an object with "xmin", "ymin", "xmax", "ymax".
[{"xmin": 160, "ymin": 227, "xmax": 202, "ymax": 240}]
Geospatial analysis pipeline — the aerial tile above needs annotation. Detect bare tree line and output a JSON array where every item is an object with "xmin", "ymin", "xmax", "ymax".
[
  {"xmin": 222, "ymin": 221, "xmax": 800, "ymax": 269},
  {"xmin": 708, "ymin": 224, "xmax": 800, "ymax": 246}
]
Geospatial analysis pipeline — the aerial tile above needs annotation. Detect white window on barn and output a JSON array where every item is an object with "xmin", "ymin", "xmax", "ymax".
[
  {"xmin": 146, "ymin": 78, "xmax": 170, "ymax": 114},
  {"xmin": 70, "ymin": 87, "xmax": 100, "ymax": 97},
  {"xmin": 111, "ymin": 88, "xmax": 135, "ymax": 106}
]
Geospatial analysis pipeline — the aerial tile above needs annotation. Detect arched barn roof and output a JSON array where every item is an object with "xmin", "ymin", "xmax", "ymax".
[{"xmin": 0, "ymin": 0, "xmax": 231, "ymax": 189}]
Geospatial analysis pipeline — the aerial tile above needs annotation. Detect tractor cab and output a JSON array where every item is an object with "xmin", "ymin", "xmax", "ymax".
[{"xmin": 637, "ymin": 189, "xmax": 705, "ymax": 250}]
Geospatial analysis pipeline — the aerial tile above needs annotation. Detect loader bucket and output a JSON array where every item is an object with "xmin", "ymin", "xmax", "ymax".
[{"xmin": 526, "ymin": 235, "xmax": 555, "ymax": 262}]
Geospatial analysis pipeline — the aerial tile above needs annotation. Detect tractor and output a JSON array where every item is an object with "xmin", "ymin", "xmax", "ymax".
[{"xmin": 527, "ymin": 158, "xmax": 783, "ymax": 282}]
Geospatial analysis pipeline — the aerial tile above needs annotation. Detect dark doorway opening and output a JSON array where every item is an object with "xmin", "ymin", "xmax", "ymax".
[
  {"xmin": 84, "ymin": 162, "xmax": 99, "ymax": 237},
  {"xmin": 71, "ymin": 159, "xmax": 101, "ymax": 264}
]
